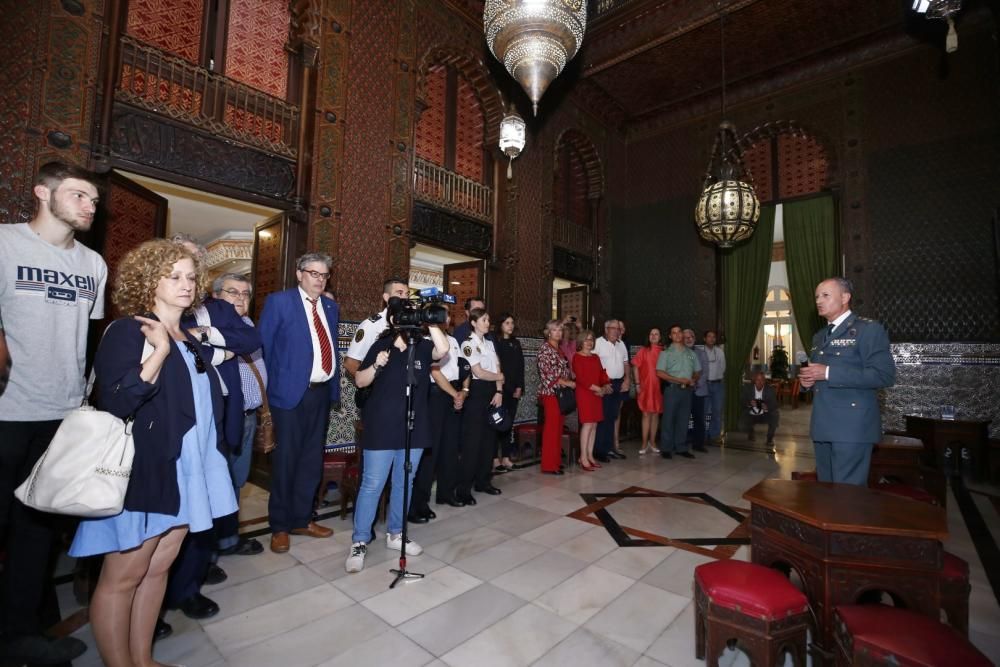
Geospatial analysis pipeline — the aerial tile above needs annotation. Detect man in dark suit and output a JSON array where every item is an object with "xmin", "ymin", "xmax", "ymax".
[
  {"xmin": 259, "ymin": 253, "xmax": 340, "ymax": 553},
  {"xmin": 799, "ymin": 277, "xmax": 896, "ymax": 485},
  {"xmin": 739, "ymin": 371, "xmax": 779, "ymax": 446}
]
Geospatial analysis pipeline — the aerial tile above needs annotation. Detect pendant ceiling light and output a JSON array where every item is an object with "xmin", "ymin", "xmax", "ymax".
[
  {"xmin": 694, "ymin": 11, "xmax": 760, "ymax": 248},
  {"xmin": 484, "ymin": 0, "xmax": 587, "ymax": 116},
  {"xmin": 912, "ymin": 0, "xmax": 963, "ymax": 52},
  {"xmin": 498, "ymin": 106, "xmax": 526, "ymax": 179}
]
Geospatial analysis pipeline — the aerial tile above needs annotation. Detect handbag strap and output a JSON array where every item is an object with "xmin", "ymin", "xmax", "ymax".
[{"xmin": 241, "ymin": 355, "xmax": 270, "ymax": 413}]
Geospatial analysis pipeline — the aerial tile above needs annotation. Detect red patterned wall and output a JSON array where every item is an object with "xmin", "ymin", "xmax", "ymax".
[
  {"xmin": 336, "ymin": 1, "xmax": 397, "ymax": 320},
  {"xmin": 226, "ymin": 0, "xmax": 289, "ymax": 99},
  {"xmin": 743, "ymin": 139, "xmax": 774, "ymax": 203},
  {"xmin": 127, "ymin": 0, "xmax": 204, "ymax": 62},
  {"xmin": 415, "ymin": 65, "xmax": 446, "ymax": 166},
  {"xmin": 454, "ymin": 74, "xmax": 484, "ymax": 182},
  {"xmin": 777, "ymin": 133, "xmax": 828, "ymax": 200}
]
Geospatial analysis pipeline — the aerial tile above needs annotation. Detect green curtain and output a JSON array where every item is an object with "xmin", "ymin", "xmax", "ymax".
[
  {"xmin": 721, "ymin": 206, "xmax": 776, "ymax": 433},
  {"xmin": 783, "ymin": 195, "xmax": 838, "ymax": 347}
]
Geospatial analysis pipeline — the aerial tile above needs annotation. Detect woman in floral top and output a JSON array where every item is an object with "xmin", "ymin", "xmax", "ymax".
[{"xmin": 537, "ymin": 319, "xmax": 575, "ymax": 474}]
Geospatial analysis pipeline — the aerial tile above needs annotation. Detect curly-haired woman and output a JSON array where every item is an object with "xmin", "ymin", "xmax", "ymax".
[{"xmin": 69, "ymin": 239, "xmax": 236, "ymax": 667}]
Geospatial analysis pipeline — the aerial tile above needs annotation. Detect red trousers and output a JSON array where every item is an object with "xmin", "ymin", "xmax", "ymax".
[{"xmin": 541, "ymin": 394, "xmax": 563, "ymax": 472}]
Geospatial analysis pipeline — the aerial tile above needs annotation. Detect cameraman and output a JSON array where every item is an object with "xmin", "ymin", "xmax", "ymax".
[
  {"xmin": 457, "ymin": 308, "xmax": 504, "ymax": 503},
  {"xmin": 343, "ymin": 277, "xmax": 410, "ymax": 378},
  {"xmin": 739, "ymin": 371, "xmax": 779, "ymax": 446},
  {"xmin": 344, "ymin": 304, "xmax": 449, "ymax": 574}
]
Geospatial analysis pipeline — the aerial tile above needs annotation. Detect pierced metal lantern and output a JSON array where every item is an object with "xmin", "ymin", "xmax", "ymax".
[
  {"xmin": 694, "ymin": 121, "xmax": 760, "ymax": 248},
  {"xmin": 484, "ymin": 0, "xmax": 587, "ymax": 116},
  {"xmin": 498, "ymin": 107, "xmax": 526, "ymax": 179}
]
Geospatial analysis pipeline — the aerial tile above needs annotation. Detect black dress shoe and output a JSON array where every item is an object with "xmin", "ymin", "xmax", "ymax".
[
  {"xmin": 611, "ymin": 450, "xmax": 627, "ymax": 459},
  {"xmin": 204, "ymin": 564, "xmax": 228, "ymax": 585},
  {"xmin": 219, "ymin": 537, "xmax": 264, "ymax": 556},
  {"xmin": 542, "ymin": 470, "xmax": 565, "ymax": 475},
  {"xmin": 475, "ymin": 485, "xmax": 502, "ymax": 495},
  {"xmin": 458, "ymin": 494, "xmax": 477, "ymax": 505},
  {"xmin": 407, "ymin": 512, "xmax": 430, "ymax": 524},
  {"xmin": 677, "ymin": 451, "xmax": 696, "ymax": 459},
  {"xmin": 422, "ymin": 508, "xmax": 437, "ymax": 520},
  {"xmin": 154, "ymin": 617, "xmax": 173, "ymax": 641},
  {"xmin": 692, "ymin": 444, "xmax": 708, "ymax": 453},
  {"xmin": 178, "ymin": 592, "xmax": 220, "ymax": 620},
  {"xmin": 594, "ymin": 455, "xmax": 611, "ymax": 463},
  {"xmin": 660, "ymin": 452, "xmax": 673, "ymax": 459},
  {"xmin": 440, "ymin": 497, "xmax": 465, "ymax": 507}
]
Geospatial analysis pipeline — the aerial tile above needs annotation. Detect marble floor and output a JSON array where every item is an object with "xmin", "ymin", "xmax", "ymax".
[{"xmin": 57, "ymin": 438, "xmax": 1000, "ymax": 667}]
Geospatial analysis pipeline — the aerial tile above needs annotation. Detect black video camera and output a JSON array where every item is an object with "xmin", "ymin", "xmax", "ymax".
[{"xmin": 387, "ymin": 287, "xmax": 454, "ymax": 328}]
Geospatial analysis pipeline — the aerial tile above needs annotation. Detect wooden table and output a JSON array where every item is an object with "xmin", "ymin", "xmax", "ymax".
[{"xmin": 743, "ymin": 479, "xmax": 948, "ymax": 663}]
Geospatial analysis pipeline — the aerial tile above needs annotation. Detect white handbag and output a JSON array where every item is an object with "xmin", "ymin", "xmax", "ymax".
[{"xmin": 14, "ymin": 337, "xmax": 153, "ymax": 518}]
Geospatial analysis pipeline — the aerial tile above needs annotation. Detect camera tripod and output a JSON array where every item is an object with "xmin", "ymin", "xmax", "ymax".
[{"xmin": 390, "ymin": 334, "xmax": 424, "ymax": 588}]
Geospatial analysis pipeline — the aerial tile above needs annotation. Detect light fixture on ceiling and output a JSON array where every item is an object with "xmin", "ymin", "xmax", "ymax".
[
  {"xmin": 484, "ymin": 0, "xmax": 587, "ymax": 116},
  {"xmin": 911, "ymin": 0, "xmax": 962, "ymax": 52},
  {"xmin": 694, "ymin": 9, "xmax": 760, "ymax": 248},
  {"xmin": 498, "ymin": 106, "xmax": 526, "ymax": 179}
]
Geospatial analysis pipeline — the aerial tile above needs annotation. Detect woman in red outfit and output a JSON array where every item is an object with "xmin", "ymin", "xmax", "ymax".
[
  {"xmin": 630, "ymin": 327, "xmax": 664, "ymax": 455},
  {"xmin": 536, "ymin": 319, "xmax": 575, "ymax": 475},
  {"xmin": 572, "ymin": 330, "xmax": 611, "ymax": 471}
]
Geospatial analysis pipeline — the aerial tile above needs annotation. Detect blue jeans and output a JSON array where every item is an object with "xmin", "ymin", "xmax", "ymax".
[
  {"xmin": 352, "ymin": 448, "xmax": 423, "ymax": 544},
  {"xmin": 219, "ymin": 411, "xmax": 257, "ymax": 550},
  {"xmin": 595, "ymin": 378, "xmax": 625, "ymax": 457},
  {"xmin": 707, "ymin": 381, "xmax": 725, "ymax": 439}
]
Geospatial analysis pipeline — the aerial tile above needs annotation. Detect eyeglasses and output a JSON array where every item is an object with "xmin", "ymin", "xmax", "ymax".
[
  {"xmin": 221, "ymin": 288, "xmax": 251, "ymax": 299},
  {"xmin": 182, "ymin": 341, "xmax": 207, "ymax": 374},
  {"xmin": 301, "ymin": 269, "xmax": 330, "ymax": 280}
]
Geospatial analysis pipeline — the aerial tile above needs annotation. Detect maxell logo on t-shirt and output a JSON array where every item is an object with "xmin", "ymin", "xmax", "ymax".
[{"xmin": 14, "ymin": 265, "xmax": 99, "ymax": 305}]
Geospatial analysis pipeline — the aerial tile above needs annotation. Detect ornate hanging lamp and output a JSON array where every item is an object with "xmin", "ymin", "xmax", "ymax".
[
  {"xmin": 484, "ymin": 0, "xmax": 587, "ymax": 116},
  {"xmin": 694, "ymin": 11, "xmax": 759, "ymax": 248},
  {"xmin": 498, "ymin": 106, "xmax": 526, "ymax": 179},
  {"xmin": 911, "ymin": 0, "xmax": 962, "ymax": 52}
]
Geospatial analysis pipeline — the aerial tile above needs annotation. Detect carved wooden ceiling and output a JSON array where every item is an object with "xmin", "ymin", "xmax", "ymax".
[{"xmin": 446, "ymin": 0, "xmax": 994, "ymax": 127}]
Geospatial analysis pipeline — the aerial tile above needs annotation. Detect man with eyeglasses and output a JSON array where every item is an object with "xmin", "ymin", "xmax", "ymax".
[
  {"xmin": 211, "ymin": 274, "xmax": 267, "ymax": 558},
  {"xmin": 259, "ymin": 253, "xmax": 341, "ymax": 553},
  {"xmin": 594, "ymin": 319, "xmax": 631, "ymax": 462}
]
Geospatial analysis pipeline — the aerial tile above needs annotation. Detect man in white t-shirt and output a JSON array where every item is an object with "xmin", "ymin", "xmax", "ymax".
[
  {"xmin": 594, "ymin": 319, "xmax": 631, "ymax": 462},
  {"xmin": 0, "ymin": 162, "xmax": 107, "ymax": 665}
]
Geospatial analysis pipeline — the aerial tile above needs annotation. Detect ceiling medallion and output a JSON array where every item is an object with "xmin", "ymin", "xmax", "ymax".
[{"xmin": 483, "ymin": 0, "xmax": 587, "ymax": 115}]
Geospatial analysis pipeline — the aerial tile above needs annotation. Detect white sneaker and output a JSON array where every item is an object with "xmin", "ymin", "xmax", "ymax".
[
  {"xmin": 345, "ymin": 542, "xmax": 367, "ymax": 573},
  {"xmin": 385, "ymin": 533, "xmax": 423, "ymax": 556}
]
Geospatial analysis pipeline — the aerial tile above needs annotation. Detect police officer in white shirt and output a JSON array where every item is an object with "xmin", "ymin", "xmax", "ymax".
[
  {"xmin": 411, "ymin": 315, "xmax": 468, "ymax": 516},
  {"xmin": 458, "ymin": 308, "xmax": 503, "ymax": 503},
  {"xmin": 343, "ymin": 277, "xmax": 410, "ymax": 378}
]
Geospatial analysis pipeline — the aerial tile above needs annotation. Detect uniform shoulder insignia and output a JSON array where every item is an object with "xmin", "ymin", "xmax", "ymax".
[
  {"xmin": 354, "ymin": 328, "xmax": 364, "ymax": 343},
  {"xmin": 368, "ymin": 314, "xmax": 381, "ymax": 322}
]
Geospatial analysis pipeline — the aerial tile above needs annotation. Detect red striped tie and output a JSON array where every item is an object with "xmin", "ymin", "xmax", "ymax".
[{"xmin": 309, "ymin": 298, "xmax": 333, "ymax": 375}]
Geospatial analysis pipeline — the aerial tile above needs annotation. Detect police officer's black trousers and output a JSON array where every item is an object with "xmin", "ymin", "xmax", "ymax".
[
  {"xmin": 459, "ymin": 380, "xmax": 495, "ymax": 496},
  {"xmin": 414, "ymin": 384, "xmax": 461, "ymax": 508}
]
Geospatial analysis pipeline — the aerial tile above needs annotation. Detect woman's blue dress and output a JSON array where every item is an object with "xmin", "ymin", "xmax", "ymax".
[{"xmin": 69, "ymin": 341, "xmax": 238, "ymax": 556}]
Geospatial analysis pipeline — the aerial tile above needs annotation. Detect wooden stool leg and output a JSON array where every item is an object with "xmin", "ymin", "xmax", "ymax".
[{"xmin": 694, "ymin": 600, "xmax": 706, "ymax": 660}]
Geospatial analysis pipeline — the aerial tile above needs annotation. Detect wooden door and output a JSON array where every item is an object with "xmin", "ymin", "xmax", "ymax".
[
  {"xmin": 443, "ymin": 259, "xmax": 485, "ymax": 328},
  {"xmin": 556, "ymin": 284, "xmax": 588, "ymax": 326},
  {"xmin": 93, "ymin": 172, "xmax": 168, "ymax": 321},
  {"xmin": 250, "ymin": 211, "xmax": 304, "ymax": 321}
]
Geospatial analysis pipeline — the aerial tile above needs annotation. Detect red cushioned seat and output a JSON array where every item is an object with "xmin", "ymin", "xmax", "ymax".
[
  {"xmin": 514, "ymin": 423, "xmax": 541, "ymax": 434},
  {"xmin": 835, "ymin": 605, "xmax": 992, "ymax": 667},
  {"xmin": 875, "ymin": 482, "xmax": 937, "ymax": 505},
  {"xmin": 942, "ymin": 551, "xmax": 968, "ymax": 581},
  {"xmin": 790, "ymin": 470, "xmax": 818, "ymax": 481},
  {"xmin": 695, "ymin": 561, "xmax": 809, "ymax": 621}
]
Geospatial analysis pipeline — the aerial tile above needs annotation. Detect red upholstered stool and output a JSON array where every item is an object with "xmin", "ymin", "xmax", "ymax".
[
  {"xmin": 791, "ymin": 470, "xmax": 818, "ymax": 481},
  {"xmin": 833, "ymin": 605, "xmax": 991, "ymax": 666},
  {"xmin": 694, "ymin": 561, "xmax": 811, "ymax": 667},
  {"xmin": 940, "ymin": 551, "xmax": 970, "ymax": 636},
  {"xmin": 873, "ymin": 482, "xmax": 938, "ymax": 506}
]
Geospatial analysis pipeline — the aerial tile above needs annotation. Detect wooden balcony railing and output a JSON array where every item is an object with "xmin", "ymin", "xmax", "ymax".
[
  {"xmin": 553, "ymin": 216, "xmax": 594, "ymax": 254},
  {"xmin": 412, "ymin": 157, "xmax": 492, "ymax": 223},
  {"xmin": 116, "ymin": 36, "xmax": 299, "ymax": 159}
]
